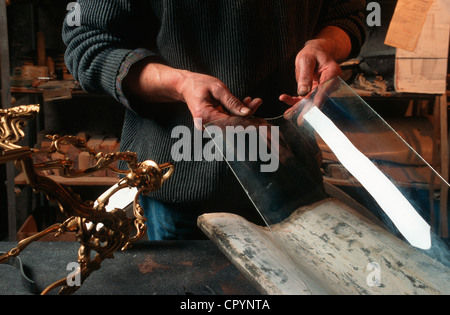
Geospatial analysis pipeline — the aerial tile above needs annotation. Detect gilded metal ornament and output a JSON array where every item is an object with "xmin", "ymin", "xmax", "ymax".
[{"xmin": 0, "ymin": 104, "xmax": 174, "ymax": 294}]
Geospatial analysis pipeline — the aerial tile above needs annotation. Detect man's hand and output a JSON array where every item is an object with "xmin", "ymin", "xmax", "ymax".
[
  {"xmin": 123, "ymin": 61, "xmax": 261, "ymax": 128},
  {"xmin": 280, "ymin": 26, "xmax": 352, "ymax": 107},
  {"xmin": 176, "ymin": 71, "xmax": 262, "ymax": 128}
]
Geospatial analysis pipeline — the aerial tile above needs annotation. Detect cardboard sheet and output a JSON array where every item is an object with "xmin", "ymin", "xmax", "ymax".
[
  {"xmin": 385, "ymin": 0, "xmax": 434, "ymax": 51},
  {"xmin": 388, "ymin": 0, "xmax": 450, "ymax": 93}
]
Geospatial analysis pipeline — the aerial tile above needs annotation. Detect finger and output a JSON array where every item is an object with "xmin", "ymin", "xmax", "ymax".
[
  {"xmin": 317, "ymin": 62, "xmax": 343, "ymax": 85},
  {"xmin": 296, "ymin": 100, "xmax": 315, "ymax": 127},
  {"xmin": 282, "ymin": 96, "xmax": 314, "ymax": 127},
  {"xmin": 296, "ymin": 54, "xmax": 316, "ymax": 96},
  {"xmin": 279, "ymin": 94, "xmax": 301, "ymax": 107},
  {"xmin": 243, "ymin": 97, "xmax": 262, "ymax": 110},
  {"xmin": 243, "ymin": 96, "xmax": 252, "ymax": 106},
  {"xmin": 210, "ymin": 84, "xmax": 251, "ymax": 116},
  {"xmin": 310, "ymin": 74, "xmax": 342, "ymax": 110},
  {"xmin": 247, "ymin": 97, "xmax": 262, "ymax": 112}
]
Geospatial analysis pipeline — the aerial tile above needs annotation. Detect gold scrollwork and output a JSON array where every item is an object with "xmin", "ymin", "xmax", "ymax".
[{"xmin": 0, "ymin": 104, "xmax": 174, "ymax": 294}]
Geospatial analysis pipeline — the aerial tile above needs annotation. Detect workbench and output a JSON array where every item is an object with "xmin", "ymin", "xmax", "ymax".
[{"xmin": 0, "ymin": 240, "xmax": 260, "ymax": 295}]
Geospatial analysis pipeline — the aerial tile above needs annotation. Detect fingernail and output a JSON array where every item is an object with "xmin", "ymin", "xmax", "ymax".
[
  {"xmin": 240, "ymin": 107, "xmax": 251, "ymax": 115},
  {"xmin": 298, "ymin": 86, "xmax": 310, "ymax": 96}
]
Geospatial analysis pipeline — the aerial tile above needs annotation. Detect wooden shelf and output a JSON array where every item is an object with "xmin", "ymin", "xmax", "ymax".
[
  {"xmin": 11, "ymin": 84, "xmax": 84, "ymax": 94},
  {"xmin": 15, "ymin": 173, "xmax": 118, "ymax": 186},
  {"xmin": 350, "ymin": 86, "xmax": 439, "ymax": 99}
]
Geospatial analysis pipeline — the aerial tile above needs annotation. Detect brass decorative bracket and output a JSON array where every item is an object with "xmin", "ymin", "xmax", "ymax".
[{"xmin": 0, "ymin": 104, "xmax": 174, "ymax": 294}]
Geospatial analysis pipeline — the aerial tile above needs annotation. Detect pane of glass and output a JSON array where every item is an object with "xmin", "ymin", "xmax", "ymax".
[{"xmin": 204, "ymin": 77, "xmax": 450, "ymax": 294}]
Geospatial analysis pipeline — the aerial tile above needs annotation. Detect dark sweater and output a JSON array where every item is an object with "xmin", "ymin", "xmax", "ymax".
[{"xmin": 63, "ymin": 0, "xmax": 366, "ymax": 213}]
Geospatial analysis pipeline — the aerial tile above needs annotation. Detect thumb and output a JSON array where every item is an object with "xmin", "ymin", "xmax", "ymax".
[
  {"xmin": 211, "ymin": 86, "xmax": 252, "ymax": 116},
  {"xmin": 296, "ymin": 54, "xmax": 316, "ymax": 96}
]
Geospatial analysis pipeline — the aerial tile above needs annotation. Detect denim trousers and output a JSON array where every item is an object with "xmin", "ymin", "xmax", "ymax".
[{"xmin": 140, "ymin": 196, "xmax": 207, "ymax": 240}]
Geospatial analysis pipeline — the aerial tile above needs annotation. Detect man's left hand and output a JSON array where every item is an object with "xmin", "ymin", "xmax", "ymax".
[{"xmin": 279, "ymin": 26, "xmax": 352, "ymax": 107}]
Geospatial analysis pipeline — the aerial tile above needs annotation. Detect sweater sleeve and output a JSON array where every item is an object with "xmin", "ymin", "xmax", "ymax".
[
  {"xmin": 62, "ymin": 0, "xmax": 159, "ymax": 105},
  {"xmin": 317, "ymin": 0, "xmax": 367, "ymax": 58}
]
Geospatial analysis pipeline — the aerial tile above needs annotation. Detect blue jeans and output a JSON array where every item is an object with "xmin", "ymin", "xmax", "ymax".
[{"xmin": 140, "ymin": 196, "xmax": 207, "ymax": 240}]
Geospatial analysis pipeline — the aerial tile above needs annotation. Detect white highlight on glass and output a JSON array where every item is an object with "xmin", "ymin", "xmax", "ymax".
[{"xmin": 303, "ymin": 106, "xmax": 431, "ymax": 250}]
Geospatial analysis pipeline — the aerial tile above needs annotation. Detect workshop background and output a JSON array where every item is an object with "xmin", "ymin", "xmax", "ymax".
[{"xmin": 0, "ymin": 0, "xmax": 449, "ymax": 244}]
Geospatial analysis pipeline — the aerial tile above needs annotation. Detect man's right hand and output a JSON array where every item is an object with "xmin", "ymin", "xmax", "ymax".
[
  {"xmin": 177, "ymin": 71, "xmax": 262, "ymax": 127},
  {"xmin": 123, "ymin": 60, "xmax": 261, "ymax": 128}
]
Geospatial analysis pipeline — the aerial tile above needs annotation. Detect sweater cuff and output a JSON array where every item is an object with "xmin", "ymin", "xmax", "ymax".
[{"xmin": 116, "ymin": 48, "xmax": 159, "ymax": 108}]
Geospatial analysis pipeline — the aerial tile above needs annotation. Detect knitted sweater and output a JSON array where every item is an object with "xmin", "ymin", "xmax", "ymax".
[{"xmin": 63, "ymin": 0, "xmax": 366, "ymax": 212}]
